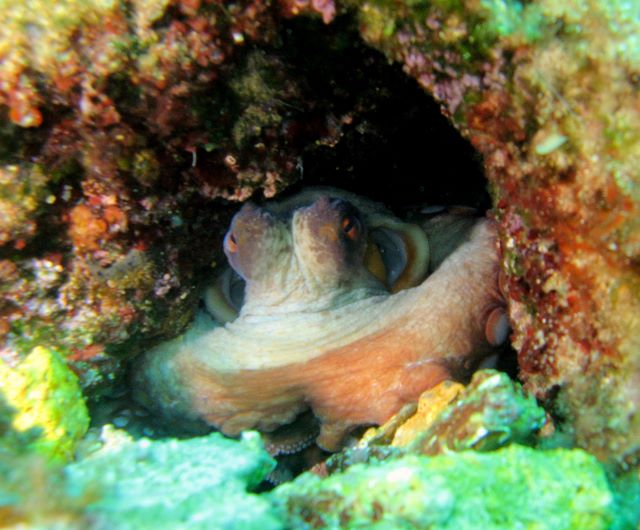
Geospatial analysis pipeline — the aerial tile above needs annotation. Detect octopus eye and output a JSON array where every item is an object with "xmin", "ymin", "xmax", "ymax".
[
  {"xmin": 341, "ymin": 215, "xmax": 360, "ymax": 240},
  {"xmin": 226, "ymin": 232, "xmax": 238, "ymax": 253}
]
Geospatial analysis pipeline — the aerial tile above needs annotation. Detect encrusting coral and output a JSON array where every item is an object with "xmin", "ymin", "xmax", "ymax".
[
  {"xmin": 64, "ymin": 430, "xmax": 280, "ymax": 530},
  {"xmin": 1, "ymin": 422, "xmax": 625, "ymax": 529},
  {"xmin": 0, "ymin": 427, "xmax": 280, "ymax": 530},
  {"xmin": 0, "ymin": 345, "xmax": 89, "ymax": 462}
]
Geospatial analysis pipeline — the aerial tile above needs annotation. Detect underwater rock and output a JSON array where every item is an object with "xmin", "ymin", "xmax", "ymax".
[
  {"xmin": 323, "ymin": 444, "xmax": 401, "ymax": 476},
  {"xmin": 342, "ymin": 0, "xmax": 640, "ymax": 465},
  {"xmin": 391, "ymin": 380, "xmax": 463, "ymax": 448},
  {"xmin": 272, "ymin": 445, "xmax": 614, "ymax": 530},
  {"xmin": 0, "ymin": 0, "xmax": 297, "ymax": 385},
  {"xmin": 360, "ymin": 379, "xmax": 464, "ymax": 448},
  {"xmin": 0, "ymin": 164, "xmax": 50, "ymax": 247},
  {"xmin": 406, "ymin": 369, "xmax": 546, "ymax": 454},
  {"xmin": 0, "ymin": 450, "xmax": 89, "ymax": 529},
  {"xmin": 331, "ymin": 370, "xmax": 545, "ymax": 473},
  {"xmin": 361, "ymin": 370, "xmax": 546, "ymax": 453},
  {"xmin": 0, "ymin": 345, "xmax": 89, "ymax": 461},
  {"xmin": 64, "ymin": 430, "xmax": 281, "ymax": 530},
  {"xmin": 610, "ymin": 468, "xmax": 640, "ymax": 530}
]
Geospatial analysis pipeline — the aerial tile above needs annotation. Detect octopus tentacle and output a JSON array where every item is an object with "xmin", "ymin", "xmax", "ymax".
[{"xmin": 262, "ymin": 411, "xmax": 320, "ymax": 457}]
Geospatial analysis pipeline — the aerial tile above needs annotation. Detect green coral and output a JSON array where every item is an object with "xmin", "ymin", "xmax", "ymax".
[
  {"xmin": 65, "ymin": 430, "xmax": 282, "ymax": 530},
  {"xmin": 477, "ymin": 0, "xmax": 544, "ymax": 42},
  {"xmin": 0, "ymin": 346, "xmax": 89, "ymax": 462},
  {"xmin": 273, "ymin": 445, "xmax": 614, "ymax": 529}
]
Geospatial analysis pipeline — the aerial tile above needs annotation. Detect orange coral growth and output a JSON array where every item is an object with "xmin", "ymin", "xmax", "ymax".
[
  {"xmin": 68, "ymin": 205, "xmax": 108, "ymax": 251},
  {"xmin": 68, "ymin": 201, "xmax": 129, "ymax": 251}
]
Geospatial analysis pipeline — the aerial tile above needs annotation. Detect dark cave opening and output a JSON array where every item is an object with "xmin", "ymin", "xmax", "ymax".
[{"xmin": 271, "ymin": 16, "xmax": 490, "ymax": 213}]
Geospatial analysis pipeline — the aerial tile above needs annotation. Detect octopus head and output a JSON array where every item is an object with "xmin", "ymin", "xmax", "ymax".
[
  {"xmin": 207, "ymin": 189, "xmax": 430, "ymax": 321},
  {"xmin": 223, "ymin": 196, "xmax": 385, "ymax": 316},
  {"xmin": 292, "ymin": 196, "xmax": 382, "ymax": 296}
]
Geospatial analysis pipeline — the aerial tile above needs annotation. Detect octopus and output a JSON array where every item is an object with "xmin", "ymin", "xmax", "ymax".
[{"xmin": 133, "ymin": 188, "xmax": 508, "ymax": 451}]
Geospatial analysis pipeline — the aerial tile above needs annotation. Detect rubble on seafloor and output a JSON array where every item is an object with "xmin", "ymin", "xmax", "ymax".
[{"xmin": 1, "ymin": 0, "xmax": 640, "ymax": 528}]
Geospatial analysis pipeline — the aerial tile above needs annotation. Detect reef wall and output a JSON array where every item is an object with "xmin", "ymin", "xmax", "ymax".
[
  {"xmin": 0, "ymin": 0, "xmax": 638, "ymax": 469},
  {"xmin": 0, "ymin": 0, "xmax": 344, "ymax": 394},
  {"xmin": 341, "ymin": 0, "xmax": 640, "ymax": 465}
]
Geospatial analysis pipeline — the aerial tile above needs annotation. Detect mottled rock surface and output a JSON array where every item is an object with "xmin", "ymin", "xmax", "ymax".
[
  {"xmin": 273, "ymin": 445, "xmax": 614, "ymax": 529},
  {"xmin": 0, "ymin": 429, "xmax": 281, "ymax": 529},
  {"xmin": 65, "ymin": 430, "xmax": 280, "ymax": 530}
]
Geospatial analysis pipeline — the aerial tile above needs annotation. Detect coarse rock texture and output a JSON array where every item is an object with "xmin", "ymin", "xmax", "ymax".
[
  {"xmin": 0, "ymin": 451, "xmax": 90, "ymax": 529},
  {"xmin": 325, "ymin": 369, "xmax": 547, "ymax": 475},
  {"xmin": 272, "ymin": 445, "xmax": 614, "ymax": 529},
  {"xmin": 338, "ymin": 0, "xmax": 640, "ymax": 467},
  {"xmin": 405, "ymin": 369, "xmax": 547, "ymax": 454},
  {"xmin": 64, "ymin": 430, "xmax": 280, "ymax": 530},
  {"xmin": 0, "ymin": 0, "xmax": 287, "ymax": 392},
  {"xmin": 0, "ymin": 345, "xmax": 89, "ymax": 461},
  {"xmin": 4, "ymin": 425, "xmax": 640, "ymax": 529},
  {"xmin": 0, "ymin": 427, "xmax": 624, "ymax": 529},
  {"xmin": 0, "ymin": 428, "xmax": 281, "ymax": 529}
]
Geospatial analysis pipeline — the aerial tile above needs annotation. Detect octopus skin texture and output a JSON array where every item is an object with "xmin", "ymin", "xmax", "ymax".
[{"xmin": 132, "ymin": 189, "xmax": 508, "ymax": 451}]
